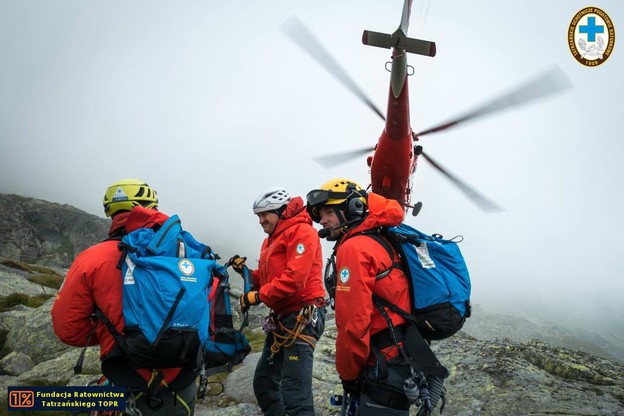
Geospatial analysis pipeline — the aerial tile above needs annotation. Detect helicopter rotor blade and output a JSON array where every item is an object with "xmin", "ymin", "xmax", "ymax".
[
  {"xmin": 313, "ymin": 147, "xmax": 376, "ymax": 168},
  {"xmin": 415, "ymin": 65, "xmax": 572, "ymax": 137},
  {"xmin": 280, "ymin": 16, "xmax": 386, "ymax": 122},
  {"xmin": 421, "ymin": 151, "xmax": 503, "ymax": 213},
  {"xmin": 399, "ymin": 0, "xmax": 413, "ymax": 34}
]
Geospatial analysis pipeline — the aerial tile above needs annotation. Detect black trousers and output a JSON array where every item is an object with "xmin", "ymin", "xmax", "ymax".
[
  {"xmin": 253, "ymin": 308, "xmax": 325, "ymax": 416},
  {"xmin": 359, "ymin": 362, "xmax": 411, "ymax": 416}
]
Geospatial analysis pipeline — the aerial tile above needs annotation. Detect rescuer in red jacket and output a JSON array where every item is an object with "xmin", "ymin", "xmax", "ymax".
[
  {"xmin": 307, "ymin": 178, "xmax": 414, "ymax": 416},
  {"xmin": 51, "ymin": 178, "xmax": 198, "ymax": 416},
  {"xmin": 229, "ymin": 187, "xmax": 326, "ymax": 416}
]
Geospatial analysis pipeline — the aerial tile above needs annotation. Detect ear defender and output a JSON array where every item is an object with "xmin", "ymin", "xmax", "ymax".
[
  {"xmin": 344, "ymin": 183, "xmax": 367, "ymax": 221},
  {"xmin": 345, "ymin": 197, "xmax": 365, "ymax": 221}
]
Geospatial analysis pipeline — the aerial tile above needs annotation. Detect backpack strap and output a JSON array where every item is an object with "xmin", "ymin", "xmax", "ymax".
[
  {"xmin": 151, "ymin": 287, "xmax": 186, "ymax": 349},
  {"xmin": 372, "ymin": 295, "xmax": 417, "ymax": 368},
  {"xmin": 94, "ymin": 308, "xmax": 129, "ymax": 353},
  {"xmin": 373, "ymin": 295, "xmax": 448, "ymax": 379},
  {"xmin": 352, "ymin": 229, "xmax": 403, "ymax": 279},
  {"xmin": 73, "ymin": 315, "xmax": 98, "ymax": 375},
  {"xmin": 145, "ymin": 371, "xmax": 166, "ymax": 411},
  {"xmin": 374, "ymin": 295, "xmax": 416, "ymax": 326},
  {"xmin": 105, "ymin": 230, "xmax": 125, "ymax": 242}
]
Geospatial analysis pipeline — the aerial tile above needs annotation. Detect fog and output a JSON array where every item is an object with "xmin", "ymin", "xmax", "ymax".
[{"xmin": 1, "ymin": 1, "xmax": 623, "ymax": 336}]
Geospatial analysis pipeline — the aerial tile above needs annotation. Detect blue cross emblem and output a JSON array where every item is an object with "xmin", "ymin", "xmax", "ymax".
[
  {"xmin": 179, "ymin": 259, "xmax": 194, "ymax": 276},
  {"xmin": 339, "ymin": 268, "xmax": 350, "ymax": 283},
  {"xmin": 579, "ymin": 16, "xmax": 604, "ymax": 42}
]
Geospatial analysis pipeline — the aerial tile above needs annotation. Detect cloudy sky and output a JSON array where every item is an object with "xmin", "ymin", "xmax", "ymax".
[{"xmin": 1, "ymin": 1, "xmax": 622, "ymax": 333}]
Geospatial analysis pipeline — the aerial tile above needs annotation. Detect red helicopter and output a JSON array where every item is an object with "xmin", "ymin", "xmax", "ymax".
[{"xmin": 281, "ymin": 0, "xmax": 570, "ymax": 215}]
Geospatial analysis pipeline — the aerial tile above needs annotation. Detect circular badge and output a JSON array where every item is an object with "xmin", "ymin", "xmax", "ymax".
[
  {"xmin": 178, "ymin": 258, "xmax": 195, "ymax": 276},
  {"xmin": 339, "ymin": 267, "xmax": 350, "ymax": 284},
  {"xmin": 568, "ymin": 7, "xmax": 615, "ymax": 67},
  {"xmin": 296, "ymin": 243, "xmax": 305, "ymax": 255}
]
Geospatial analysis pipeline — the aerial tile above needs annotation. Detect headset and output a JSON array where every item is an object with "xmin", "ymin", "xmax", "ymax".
[
  {"xmin": 315, "ymin": 184, "xmax": 368, "ymax": 239},
  {"xmin": 344, "ymin": 183, "xmax": 367, "ymax": 222}
]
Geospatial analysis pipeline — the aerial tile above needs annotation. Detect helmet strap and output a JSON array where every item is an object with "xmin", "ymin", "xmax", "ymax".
[
  {"xmin": 335, "ymin": 205, "xmax": 366, "ymax": 232},
  {"xmin": 273, "ymin": 205, "xmax": 287, "ymax": 218},
  {"xmin": 333, "ymin": 206, "xmax": 348, "ymax": 228}
]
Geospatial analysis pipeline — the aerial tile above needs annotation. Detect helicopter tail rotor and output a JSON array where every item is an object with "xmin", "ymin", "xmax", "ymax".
[
  {"xmin": 363, "ymin": 0, "xmax": 436, "ymax": 58},
  {"xmin": 362, "ymin": 30, "xmax": 436, "ymax": 57}
]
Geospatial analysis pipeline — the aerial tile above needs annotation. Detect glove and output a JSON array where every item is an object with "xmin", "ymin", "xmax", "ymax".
[
  {"xmin": 228, "ymin": 255, "xmax": 247, "ymax": 275},
  {"xmin": 340, "ymin": 378, "xmax": 361, "ymax": 397},
  {"xmin": 240, "ymin": 291, "xmax": 260, "ymax": 312}
]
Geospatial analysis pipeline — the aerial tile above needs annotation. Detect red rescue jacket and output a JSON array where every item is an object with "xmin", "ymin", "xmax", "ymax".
[
  {"xmin": 333, "ymin": 192, "xmax": 411, "ymax": 381},
  {"xmin": 251, "ymin": 197, "xmax": 325, "ymax": 316},
  {"xmin": 51, "ymin": 206, "xmax": 184, "ymax": 383}
]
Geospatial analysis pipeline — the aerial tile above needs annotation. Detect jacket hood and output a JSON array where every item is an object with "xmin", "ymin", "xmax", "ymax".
[
  {"xmin": 343, "ymin": 192, "xmax": 404, "ymax": 238},
  {"xmin": 271, "ymin": 196, "xmax": 312, "ymax": 236},
  {"xmin": 108, "ymin": 206, "xmax": 170, "ymax": 237}
]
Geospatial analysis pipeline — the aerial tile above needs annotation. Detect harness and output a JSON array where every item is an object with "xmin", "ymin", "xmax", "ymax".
[{"xmin": 265, "ymin": 303, "xmax": 322, "ymax": 365}]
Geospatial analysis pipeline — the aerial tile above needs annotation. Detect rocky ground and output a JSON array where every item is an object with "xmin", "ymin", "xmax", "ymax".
[{"xmin": 0, "ymin": 264, "xmax": 623, "ymax": 415}]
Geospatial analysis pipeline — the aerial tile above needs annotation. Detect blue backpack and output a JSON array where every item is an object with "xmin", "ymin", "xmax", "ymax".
[
  {"xmin": 80, "ymin": 214, "xmax": 251, "ymax": 395},
  {"xmin": 196, "ymin": 266, "xmax": 252, "ymax": 398},
  {"xmin": 96, "ymin": 214, "xmax": 222, "ymax": 371},
  {"xmin": 365, "ymin": 223, "xmax": 471, "ymax": 341},
  {"xmin": 202, "ymin": 266, "xmax": 251, "ymax": 374}
]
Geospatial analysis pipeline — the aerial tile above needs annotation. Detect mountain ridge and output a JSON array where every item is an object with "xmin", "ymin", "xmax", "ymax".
[{"xmin": 0, "ymin": 193, "xmax": 109, "ymax": 268}]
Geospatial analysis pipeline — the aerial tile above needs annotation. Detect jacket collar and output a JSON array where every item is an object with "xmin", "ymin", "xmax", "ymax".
[
  {"xmin": 108, "ymin": 206, "xmax": 170, "ymax": 237},
  {"xmin": 269, "ymin": 196, "xmax": 311, "ymax": 237},
  {"xmin": 339, "ymin": 192, "xmax": 404, "ymax": 243}
]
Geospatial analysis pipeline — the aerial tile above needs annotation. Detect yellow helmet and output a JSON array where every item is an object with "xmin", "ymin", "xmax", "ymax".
[
  {"xmin": 306, "ymin": 178, "xmax": 367, "ymax": 223},
  {"xmin": 103, "ymin": 178, "xmax": 158, "ymax": 217}
]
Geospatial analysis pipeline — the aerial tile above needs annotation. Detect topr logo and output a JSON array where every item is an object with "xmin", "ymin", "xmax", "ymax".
[
  {"xmin": 296, "ymin": 243, "xmax": 305, "ymax": 255},
  {"xmin": 111, "ymin": 186, "xmax": 129, "ymax": 202},
  {"xmin": 338, "ymin": 267, "xmax": 350, "ymax": 284},
  {"xmin": 178, "ymin": 259, "xmax": 195, "ymax": 276},
  {"xmin": 568, "ymin": 7, "xmax": 615, "ymax": 67}
]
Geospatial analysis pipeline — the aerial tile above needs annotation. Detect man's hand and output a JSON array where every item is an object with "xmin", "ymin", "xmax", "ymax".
[
  {"xmin": 240, "ymin": 291, "xmax": 260, "ymax": 312},
  {"xmin": 341, "ymin": 378, "xmax": 361, "ymax": 397},
  {"xmin": 228, "ymin": 255, "xmax": 247, "ymax": 275}
]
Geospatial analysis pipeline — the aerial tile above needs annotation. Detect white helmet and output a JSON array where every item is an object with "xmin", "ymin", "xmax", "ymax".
[{"xmin": 253, "ymin": 187, "xmax": 291, "ymax": 214}]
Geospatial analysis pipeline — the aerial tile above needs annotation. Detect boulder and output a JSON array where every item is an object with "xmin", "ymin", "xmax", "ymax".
[
  {"xmin": 0, "ymin": 351, "xmax": 34, "ymax": 375},
  {"xmin": 5, "ymin": 297, "xmax": 73, "ymax": 364}
]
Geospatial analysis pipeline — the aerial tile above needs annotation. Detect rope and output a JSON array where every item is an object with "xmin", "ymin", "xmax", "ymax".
[
  {"xmin": 124, "ymin": 393, "xmax": 143, "ymax": 416},
  {"xmin": 269, "ymin": 305, "xmax": 318, "ymax": 356}
]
